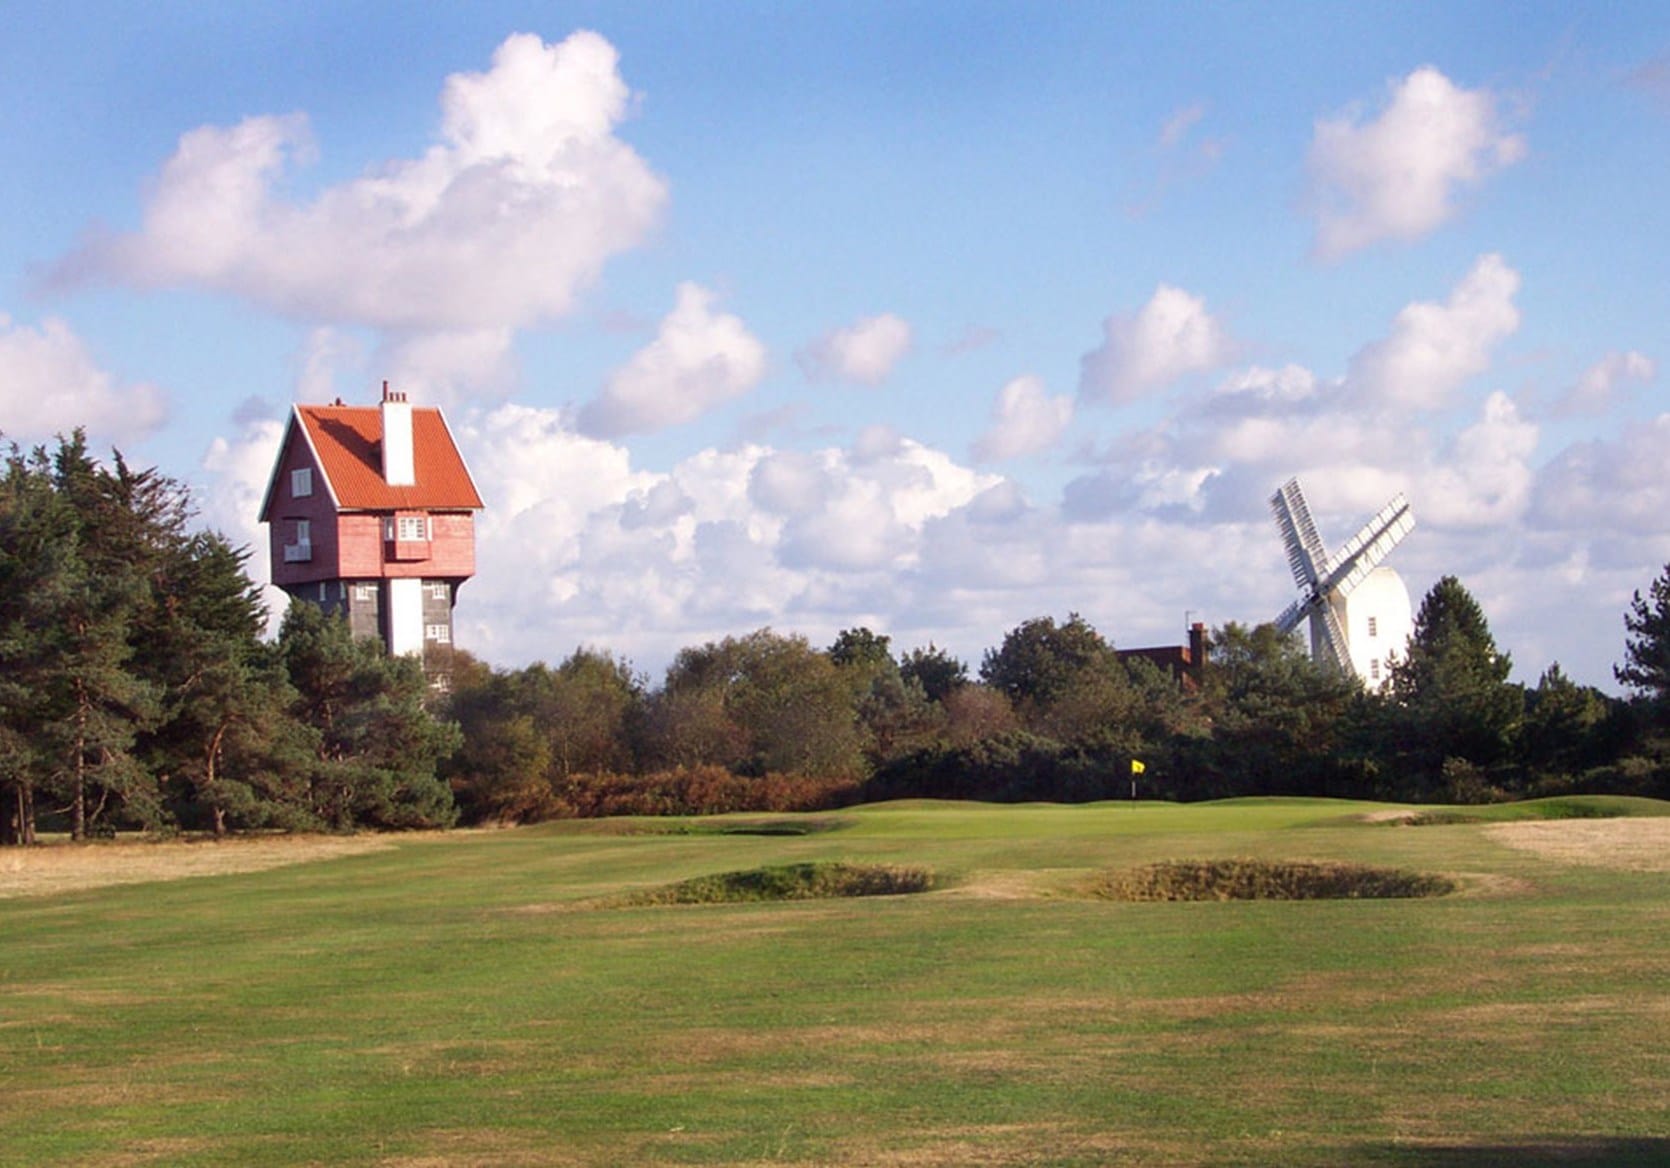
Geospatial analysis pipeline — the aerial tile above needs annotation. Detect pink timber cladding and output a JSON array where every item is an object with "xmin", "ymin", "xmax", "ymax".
[{"xmin": 261, "ymin": 404, "xmax": 483, "ymax": 588}]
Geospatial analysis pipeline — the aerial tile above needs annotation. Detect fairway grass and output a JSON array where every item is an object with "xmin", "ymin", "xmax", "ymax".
[{"xmin": 3, "ymin": 797, "xmax": 1668, "ymax": 1166}]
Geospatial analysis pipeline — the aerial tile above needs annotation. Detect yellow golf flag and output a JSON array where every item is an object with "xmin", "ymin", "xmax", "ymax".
[{"xmin": 1131, "ymin": 759, "xmax": 1146, "ymax": 775}]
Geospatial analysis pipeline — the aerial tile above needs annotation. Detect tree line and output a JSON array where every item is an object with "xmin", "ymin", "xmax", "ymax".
[
  {"xmin": 440, "ymin": 577, "xmax": 1669, "ymax": 821},
  {"xmin": 5, "ymin": 435, "xmax": 1670, "ymax": 842},
  {"xmin": 1, "ymin": 435, "xmax": 456, "ymax": 843}
]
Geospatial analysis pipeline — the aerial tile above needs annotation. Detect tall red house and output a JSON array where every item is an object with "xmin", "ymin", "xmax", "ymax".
[{"xmin": 259, "ymin": 384, "xmax": 484, "ymax": 676}]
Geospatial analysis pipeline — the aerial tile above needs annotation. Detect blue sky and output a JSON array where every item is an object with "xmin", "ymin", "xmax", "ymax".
[{"xmin": 3, "ymin": 2, "xmax": 1668, "ymax": 689}]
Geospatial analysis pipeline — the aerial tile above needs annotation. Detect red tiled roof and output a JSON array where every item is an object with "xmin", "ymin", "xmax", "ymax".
[{"xmin": 265, "ymin": 405, "xmax": 483, "ymax": 516}]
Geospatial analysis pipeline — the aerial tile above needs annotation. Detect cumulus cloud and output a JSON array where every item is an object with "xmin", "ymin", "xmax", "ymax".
[
  {"xmin": 0, "ymin": 313, "xmax": 166, "ymax": 445},
  {"xmin": 973, "ymin": 375, "xmax": 1074, "ymax": 462},
  {"xmin": 1307, "ymin": 66, "xmax": 1525, "ymax": 259},
  {"xmin": 578, "ymin": 283, "xmax": 767, "ymax": 437},
  {"xmin": 1419, "ymin": 391, "xmax": 1538, "ymax": 528},
  {"xmin": 798, "ymin": 313, "xmax": 913, "ymax": 386},
  {"xmin": 1347, "ymin": 253, "xmax": 1520, "ymax": 409},
  {"xmin": 380, "ymin": 328, "xmax": 517, "ymax": 408},
  {"xmin": 1079, "ymin": 284, "xmax": 1232, "ymax": 405},
  {"xmin": 1533, "ymin": 414, "xmax": 1670, "ymax": 535},
  {"xmin": 1555, "ymin": 350, "xmax": 1656, "ymax": 416},
  {"xmin": 53, "ymin": 31, "xmax": 666, "ymax": 393},
  {"xmin": 1206, "ymin": 364, "xmax": 1324, "ymax": 417},
  {"xmin": 199, "ymin": 416, "xmax": 290, "ymax": 627},
  {"xmin": 303, "ymin": 402, "xmax": 993, "ymax": 669}
]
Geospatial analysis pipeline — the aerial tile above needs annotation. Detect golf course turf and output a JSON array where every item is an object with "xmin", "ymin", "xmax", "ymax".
[{"xmin": 3, "ymin": 796, "xmax": 1667, "ymax": 1166}]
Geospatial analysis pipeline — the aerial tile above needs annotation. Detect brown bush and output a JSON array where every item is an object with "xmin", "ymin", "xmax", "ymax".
[
  {"xmin": 1091, "ymin": 858, "xmax": 1455, "ymax": 901},
  {"xmin": 555, "ymin": 766, "xmax": 862, "ymax": 819}
]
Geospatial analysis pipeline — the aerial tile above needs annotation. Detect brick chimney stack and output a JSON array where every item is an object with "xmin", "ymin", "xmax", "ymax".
[{"xmin": 380, "ymin": 380, "xmax": 414, "ymax": 487}]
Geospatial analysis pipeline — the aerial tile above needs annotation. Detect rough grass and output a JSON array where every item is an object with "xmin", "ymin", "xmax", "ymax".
[
  {"xmin": 612, "ymin": 860, "xmax": 935, "ymax": 906},
  {"xmin": 0, "ymin": 833, "xmax": 396, "ymax": 899},
  {"xmin": 1089, "ymin": 858, "xmax": 1456, "ymax": 901}
]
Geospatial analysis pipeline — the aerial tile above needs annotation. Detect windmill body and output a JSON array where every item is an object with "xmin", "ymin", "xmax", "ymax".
[{"xmin": 1270, "ymin": 479, "xmax": 1414, "ymax": 689}]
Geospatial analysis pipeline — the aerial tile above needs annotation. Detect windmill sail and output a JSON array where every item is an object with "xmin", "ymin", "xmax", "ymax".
[{"xmin": 1269, "ymin": 478, "xmax": 1414, "ymax": 681}]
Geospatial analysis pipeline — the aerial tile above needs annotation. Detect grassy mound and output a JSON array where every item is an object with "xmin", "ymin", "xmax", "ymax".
[
  {"xmin": 616, "ymin": 861, "xmax": 934, "ymax": 906},
  {"xmin": 1396, "ymin": 795, "xmax": 1643, "ymax": 832},
  {"xmin": 586, "ymin": 815, "xmax": 855, "ymax": 837},
  {"xmin": 1091, "ymin": 858, "xmax": 1455, "ymax": 901}
]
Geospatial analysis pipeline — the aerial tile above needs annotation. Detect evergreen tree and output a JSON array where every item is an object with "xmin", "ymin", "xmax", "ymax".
[
  {"xmin": 1385, "ymin": 576, "xmax": 1523, "ymax": 793},
  {"xmin": 829, "ymin": 629, "xmax": 942, "ymax": 766},
  {"xmin": 1519, "ymin": 662, "xmax": 1614, "ymax": 782},
  {"xmin": 38, "ymin": 437, "xmax": 168, "ymax": 837},
  {"xmin": 1617, "ymin": 563, "xmax": 1670, "ymax": 720},
  {"xmin": 900, "ymin": 643, "xmax": 968, "ymax": 704},
  {"xmin": 277, "ymin": 602, "xmax": 459, "ymax": 830},
  {"xmin": 1193, "ymin": 621, "xmax": 1365, "ymax": 798},
  {"xmin": 0, "ymin": 446, "xmax": 77, "ymax": 843},
  {"xmin": 142, "ymin": 533, "xmax": 315, "ymax": 834}
]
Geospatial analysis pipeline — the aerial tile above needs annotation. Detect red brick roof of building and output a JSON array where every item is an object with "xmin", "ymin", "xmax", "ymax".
[{"xmin": 260, "ymin": 404, "xmax": 484, "ymax": 519}]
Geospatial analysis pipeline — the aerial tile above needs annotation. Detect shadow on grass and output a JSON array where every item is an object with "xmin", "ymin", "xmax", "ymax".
[{"xmin": 1342, "ymin": 1137, "xmax": 1670, "ymax": 1167}]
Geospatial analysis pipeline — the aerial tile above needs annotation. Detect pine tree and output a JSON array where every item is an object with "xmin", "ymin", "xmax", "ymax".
[
  {"xmin": 1386, "ymin": 575, "xmax": 1523, "ymax": 791},
  {"xmin": 1617, "ymin": 563, "xmax": 1670, "ymax": 717},
  {"xmin": 142, "ymin": 532, "xmax": 311, "ymax": 834},
  {"xmin": 0, "ymin": 446, "xmax": 76, "ymax": 844},
  {"xmin": 278, "ymin": 602, "xmax": 458, "ymax": 829}
]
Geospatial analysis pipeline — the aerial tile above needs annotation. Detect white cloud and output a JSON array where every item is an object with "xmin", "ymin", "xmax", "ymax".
[
  {"xmin": 1533, "ymin": 414, "xmax": 1670, "ymax": 535},
  {"xmin": 1207, "ymin": 364, "xmax": 1323, "ymax": 416},
  {"xmin": 1307, "ymin": 66, "xmax": 1526, "ymax": 259},
  {"xmin": 973, "ymin": 375, "xmax": 1074, "ymax": 462},
  {"xmin": 291, "ymin": 327, "xmax": 362, "ymax": 404},
  {"xmin": 1347, "ymin": 253, "xmax": 1521, "ymax": 410},
  {"xmin": 380, "ymin": 328, "xmax": 517, "ymax": 408},
  {"xmin": 1079, "ymin": 284, "xmax": 1232, "ymax": 405},
  {"xmin": 578, "ymin": 283, "xmax": 767, "ymax": 437},
  {"xmin": 798, "ymin": 313, "xmax": 913, "ymax": 386},
  {"xmin": 199, "ymin": 416, "xmax": 289, "ymax": 629},
  {"xmin": 1555, "ymin": 350, "xmax": 1656, "ymax": 416},
  {"xmin": 348, "ymin": 403, "xmax": 995, "ymax": 669},
  {"xmin": 1419, "ymin": 390, "xmax": 1539, "ymax": 528},
  {"xmin": 54, "ymin": 31, "xmax": 666, "ymax": 394},
  {"xmin": 0, "ymin": 313, "xmax": 166, "ymax": 445}
]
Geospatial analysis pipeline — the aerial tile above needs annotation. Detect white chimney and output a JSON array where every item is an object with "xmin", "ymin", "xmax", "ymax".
[{"xmin": 380, "ymin": 381, "xmax": 414, "ymax": 486}]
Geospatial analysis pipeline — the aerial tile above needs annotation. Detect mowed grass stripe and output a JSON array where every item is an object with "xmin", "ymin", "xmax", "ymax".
[{"xmin": 2, "ymin": 797, "xmax": 1668, "ymax": 1166}]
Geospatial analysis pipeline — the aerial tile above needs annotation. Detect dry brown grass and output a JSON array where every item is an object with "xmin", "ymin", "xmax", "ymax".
[
  {"xmin": 0, "ymin": 834, "xmax": 396, "ymax": 899},
  {"xmin": 1487, "ymin": 817, "xmax": 1670, "ymax": 871}
]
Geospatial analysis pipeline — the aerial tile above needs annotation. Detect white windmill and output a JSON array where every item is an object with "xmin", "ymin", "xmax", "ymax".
[{"xmin": 1270, "ymin": 478, "xmax": 1415, "ymax": 689}]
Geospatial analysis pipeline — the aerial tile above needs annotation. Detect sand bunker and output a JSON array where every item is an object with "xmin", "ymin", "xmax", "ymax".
[
  {"xmin": 0, "ymin": 835, "xmax": 396, "ymax": 900},
  {"xmin": 1488, "ymin": 818, "xmax": 1670, "ymax": 872}
]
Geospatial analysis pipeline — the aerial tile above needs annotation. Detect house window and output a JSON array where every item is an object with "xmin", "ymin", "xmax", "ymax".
[
  {"xmin": 291, "ymin": 467, "xmax": 312, "ymax": 497},
  {"xmin": 425, "ymin": 623, "xmax": 451, "ymax": 644},
  {"xmin": 397, "ymin": 515, "xmax": 428, "ymax": 541},
  {"xmin": 1369, "ymin": 659, "xmax": 1381, "ymax": 681},
  {"xmin": 428, "ymin": 582, "xmax": 449, "ymax": 601},
  {"xmin": 1367, "ymin": 616, "xmax": 1379, "ymax": 638},
  {"xmin": 354, "ymin": 582, "xmax": 376, "ymax": 602},
  {"xmin": 318, "ymin": 581, "xmax": 328, "ymax": 602},
  {"xmin": 283, "ymin": 519, "xmax": 313, "ymax": 562}
]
